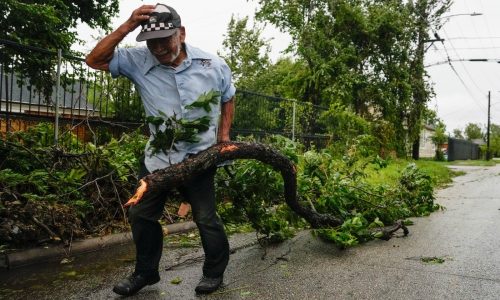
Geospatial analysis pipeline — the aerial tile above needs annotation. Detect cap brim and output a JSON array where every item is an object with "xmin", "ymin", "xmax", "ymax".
[{"xmin": 136, "ymin": 29, "xmax": 177, "ymax": 42}]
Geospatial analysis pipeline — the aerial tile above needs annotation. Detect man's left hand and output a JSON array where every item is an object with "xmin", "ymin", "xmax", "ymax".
[
  {"xmin": 178, "ymin": 202, "xmax": 191, "ymax": 217},
  {"xmin": 217, "ymin": 134, "xmax": 230, "ymax": 143}
]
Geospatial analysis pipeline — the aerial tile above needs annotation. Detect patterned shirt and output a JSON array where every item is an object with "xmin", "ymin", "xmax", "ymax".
[{"xmin": 109, "ymin": 43, "xmax": 236, "ymax": 172}]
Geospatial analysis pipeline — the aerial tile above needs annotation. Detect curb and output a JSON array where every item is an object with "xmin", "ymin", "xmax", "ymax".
[{"xmin": 1, "ymin": 221, "xmax": 197, "ymax": 270}]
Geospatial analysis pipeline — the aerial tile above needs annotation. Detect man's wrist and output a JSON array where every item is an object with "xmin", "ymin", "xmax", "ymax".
[
  {"xmin": 117, "ymin": 22, "xmax": 137, "ymax": 36},
  {"xmin": 218, "ymin": 134, "xmax": 230, "ymax": 142}
]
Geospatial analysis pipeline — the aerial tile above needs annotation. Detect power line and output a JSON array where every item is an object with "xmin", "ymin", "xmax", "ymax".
[
  {"xmin": 447, "ymin": 36, "xmax": 500, "ymax": 40},
  {"xmin": 462, "ymin": 0, "xmax": 487, "ymax": 54},
  {"xmin": 426, "ymin": 58, "xmax": 500, "ymax": 67},
  {"xmin": 439, "ymin": 35, "xmax": 487, "ymax": 113},
  {"xmin": 478, "ymin": 0, "xmax": 500, "ymax": 60},
  {"xmin": 432, "ymin": 46, "xmax": 500, "ymax": 50},
  {"xmin": 449, "ymin": 0, "xmax": 500, "ymax": 85},
  {"xmin": 446, "ymin": 16, "xmax": 500, "ymax": 89},
  {"xmin": 442, "ymin": 30, "xmax": 489, "ymax": 102}
]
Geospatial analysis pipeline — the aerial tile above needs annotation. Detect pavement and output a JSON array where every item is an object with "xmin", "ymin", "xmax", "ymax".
[
  {"xmin": 1, "ymin": 164, "xmax": 500, "ymax": 299},
  {"xmin": 1, "ymin": 221, "xmax": 199, "ymax": 269}
]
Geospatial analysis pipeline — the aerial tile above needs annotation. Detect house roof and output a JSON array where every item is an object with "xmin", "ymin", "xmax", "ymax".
[
  {"xmin": 471, "ymin": 138, "xmax": 486, "ymax": 145},
  {"xmin": 1, "ymin": 73, "xmax": 95, "ymax": 111}
]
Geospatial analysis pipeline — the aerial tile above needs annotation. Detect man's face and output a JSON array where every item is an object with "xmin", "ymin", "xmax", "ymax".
[{"xmin": 146, "ymin": 27, "xmax": 186, "ymax": 66}]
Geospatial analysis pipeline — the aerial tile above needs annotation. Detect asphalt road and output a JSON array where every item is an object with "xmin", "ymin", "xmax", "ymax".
[{"xmin": 2, "ymin": 164, "xmax": 500, "ymax": 299}]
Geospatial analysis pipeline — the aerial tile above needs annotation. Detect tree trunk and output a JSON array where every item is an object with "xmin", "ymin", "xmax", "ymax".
[{"xmin": 412, "ymin": 137, "xmax": 420, "ymax": 160}]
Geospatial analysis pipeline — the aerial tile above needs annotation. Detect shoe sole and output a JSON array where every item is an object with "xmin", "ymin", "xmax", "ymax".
[
  {"xmin": 112, "ymin": 277, "xmax": 161, "ymax": 296},
  {"xmin": 195, "ymin": 283, "xmax": 223, "ymax": 294}
]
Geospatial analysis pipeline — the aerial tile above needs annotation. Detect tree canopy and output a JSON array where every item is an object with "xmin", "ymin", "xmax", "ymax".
[
  {"xmin": 219, "ymin": 15, "xmax": 272, "ymax": 90},
  {"xmin": 221, "ymin": 0, "xmax": 451, "ymax": 157},
  {"xmin": 452, "ymin": 128, "xmax": 464, "ymax": 139},
  {"xmin": 489, "ymin": 123, "xmax": 500, "ymax": 157},
  {"xmin": 464, "ymin": 123, "xmax": 483, "ymax": 141},
  {"xmin": 0, "ymin": 0, "xmax": 119, "ymax": 98}
]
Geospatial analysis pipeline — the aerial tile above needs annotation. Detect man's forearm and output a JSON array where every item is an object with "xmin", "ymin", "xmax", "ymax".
[
  {"xmin": 218, "ymin": 97, "xmax": 235, "ymax": 142},
  {"xmin": 85, "ymin": 25, "xmax": 132, "ymax": 71},
  {"xmin": 85, "ymin": 5, "xmax": 155, "ymax": 71}
]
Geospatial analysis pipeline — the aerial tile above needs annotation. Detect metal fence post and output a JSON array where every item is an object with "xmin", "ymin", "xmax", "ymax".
[
  {"xmin": 292, "ymin": 99, "xmax": 297, "ymax": 141},
  {"xmin": 54, "ymin": 49, "xmax": 62, "ymax": 146},
  {"xmin": 0, "ymin": 64, "xmax": 9, "ymax": 134}
]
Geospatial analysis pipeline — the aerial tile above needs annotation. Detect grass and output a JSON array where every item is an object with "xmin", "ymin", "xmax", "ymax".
[
  {"xmin": 366, "ymin": 157, "xmax": 499, "ymax": 188},
  {"xmin": 365, "ymin": 159, "xmax": 456, "ymax": 188},
  {"xmin": 415, "ymin": 160, "xmax": 460, "ymax": 187},
  {"xmin": 446, "ymin": 159, "xmax": 498, "ymax": 167}
]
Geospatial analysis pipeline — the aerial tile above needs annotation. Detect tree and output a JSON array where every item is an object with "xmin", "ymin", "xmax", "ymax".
[
  {"xmin": 408, "ymin": 0, "xmax": 451, "ymax": 160},
  {"xmin": 242, "ymin": 57, "xmax": 309, "ymax": 99},
  {"xmin": 220, "ymin": 16, "xmax": 316, "ymax": 137},
  {"xmin": 431, "ymin": 122, "xmax": 447, "ymax": 161},
  {"xmin": 252, "ymin": 0, "xmax": 451, "ymax": 157},
  {"xmin": 490, "ymin": 123, "xmax": 500, "ymax": 137},
  {"xmin": 487, "ymin": 123, "xmax": 500, "ymax": 157},
  {"xmin": 0, "ymin": 0, "xmax": 119, "ymax": 98},
  {"xmin": 464, "ymin": 123, "xmax": 483, "ymax": 141},
  {"xmin": 255, "ymin": 0, "xmax": 385, "ymax": 108},
  {"xmin": 452, "ymin": 128, "xmax": 464, "ymax": 139},
  {"xmin": 219, "ymin": 15, "xmax": 271, "ymax": 89}
]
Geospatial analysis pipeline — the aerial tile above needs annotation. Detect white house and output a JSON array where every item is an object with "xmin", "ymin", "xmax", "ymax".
[{"xmin": 419, "ymin": 124, "xmax": 437, "ymax": 158}]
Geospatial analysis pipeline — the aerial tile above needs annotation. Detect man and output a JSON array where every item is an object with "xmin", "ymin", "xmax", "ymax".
[{"xmin": 85, "ymin": 3, "xmax": 235, "ymax": 296}]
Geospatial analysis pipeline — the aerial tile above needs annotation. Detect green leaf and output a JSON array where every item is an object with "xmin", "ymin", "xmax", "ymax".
[
  {"xmin": 420, "ymin": 256, "xmax": 445, "ymax": 264},
  {"xmin": 185, "ymin": 90, "xmax": 221, "ymax": 112},
  {"xmin": 146, "ymin": 116, "xmax": 165, "ymax": 127},
  {"xmin": 147, "ymin": 107, "xmax": 212, "ymax": 155},
  {"xmin": 170, "ymin": 277, "xmax": 183, "ymax": 284}
]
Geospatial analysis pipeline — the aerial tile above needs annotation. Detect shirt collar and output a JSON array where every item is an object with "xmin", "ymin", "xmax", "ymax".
[{"xmin": 141, "ymin": 43, "xmax": 210, "ymax": 75}]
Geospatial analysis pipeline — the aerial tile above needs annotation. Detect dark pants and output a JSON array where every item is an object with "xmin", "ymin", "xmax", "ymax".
[{"xmin": 127, "ymin": 158, "xmax": 229, "ymax": 278}]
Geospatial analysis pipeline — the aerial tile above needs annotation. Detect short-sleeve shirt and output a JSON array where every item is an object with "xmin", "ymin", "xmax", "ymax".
[{"xmin": 109, "ymin": 43, "xmax": 236, "ymax": 172}]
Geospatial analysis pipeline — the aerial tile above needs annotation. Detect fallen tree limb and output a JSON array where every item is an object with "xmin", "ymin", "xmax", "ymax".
[{"xmin": 125, "ymin": 142, "xmax": 407, "ymax": 238}]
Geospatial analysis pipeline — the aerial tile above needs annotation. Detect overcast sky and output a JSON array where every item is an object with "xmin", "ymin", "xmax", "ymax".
[
  {"xmin": 78, "ymin": 0, "xmax": 500, "ymax": 134},
  {"xmin": 77, "ymin": 0, "xmax": 291, "ymax": 59},
  {"xmin": 425, "ymin": 0, "xmax": 500, "ymax": 134}
]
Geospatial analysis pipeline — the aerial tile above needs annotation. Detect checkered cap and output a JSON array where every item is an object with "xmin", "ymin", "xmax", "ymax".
[{"xmin": 136, "ymin": 4, "xmax": 181, "ymax": 42}]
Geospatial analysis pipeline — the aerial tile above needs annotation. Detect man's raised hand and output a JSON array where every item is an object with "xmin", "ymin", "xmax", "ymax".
[{"xmin": 123, "ymin": 5, "xmax": 156, "ymax": 33}]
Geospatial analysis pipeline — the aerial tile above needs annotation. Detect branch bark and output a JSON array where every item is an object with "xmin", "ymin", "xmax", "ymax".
[{"xmin": 125, "ymin": 142, "xmax": 407, "ymax": 237}]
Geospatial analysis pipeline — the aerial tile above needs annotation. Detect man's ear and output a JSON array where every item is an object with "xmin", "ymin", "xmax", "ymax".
[{"xmin": 179, "ymin": 26, "xmax": 186, "ymax": 43}]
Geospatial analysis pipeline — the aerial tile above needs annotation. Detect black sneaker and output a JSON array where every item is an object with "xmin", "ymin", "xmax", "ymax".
[
  {"xmin": 195, "ymin": 275, "xmax": 223, "ymax": 294},
  {"xmin": 112, "ymin": 272, "xmax": 160, "ymax": 296}
]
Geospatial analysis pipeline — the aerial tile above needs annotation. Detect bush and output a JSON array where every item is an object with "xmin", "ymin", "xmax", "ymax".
[
  {"xmin": 216, "ymin": 135, "xmax": 443, "ymax": 248},
  {"xmin": 1, "ymin": 129, "xmax": 444, "ymax": 249},
  {"xmin": 0, "ymin": 123, "xmax": 148, "ymax": 247}
]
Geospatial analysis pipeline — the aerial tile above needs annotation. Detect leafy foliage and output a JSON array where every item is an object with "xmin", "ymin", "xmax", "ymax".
[
  {"xmin": 220, "ymin": 0, "xmax": 451, "ymax": 157},
  {"xmin": 216, "ymin": 135, "xmax": 303, "ymax": 243},
  {"xmin": 1, "ymin": 124, "xmax": 446, "ymax": 249},
  {"xmin": 452, "ymin": 128, "xmax": 464, "ymax": 140},
  {"xmin": 0, "ymin": 123, "xmax": 147, "ymax": 246},
  {"xmin": 431, "ymin": 122, "xmax": 447, "ymax": 161},
  {"xmin": 185, "ymin": 90, "xmax": 221, "ymax": 112},
  {"xmin": 216, "ymin": 135, "xmax": 443, "ymax": 248},
  {"xmin": 219, "ymin": 15, "xmax": 271, "ymax": 89},
  {"xmin": 0, "ymin": 0, "xmax": 119, "ymax": 99},
  {"xmin": 147, "ymin": 90, "xmax": 220, "ymax": 155},
  {"xmin": 488, "ymin": 124, "xmax": 500, "ymax": 158},
  {"xmin": 464, "ymin": 122, "xmax": 483, "ymax": 141}
]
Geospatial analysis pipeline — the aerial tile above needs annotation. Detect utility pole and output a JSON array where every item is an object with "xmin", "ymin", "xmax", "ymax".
[
  {"xmin": 411, "ymin": 0, "xmax": 428, "ymax": 161},
  {"xmin": 487, "ymin": 91, "xmax": 491, "ymax": 160}
]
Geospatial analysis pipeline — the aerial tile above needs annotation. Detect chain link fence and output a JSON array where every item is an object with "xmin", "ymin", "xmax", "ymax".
[
  {"xmin": 233, "ymin": 90, "xmax": 330, "ymax": 148},
  {"xmin": 1, "ymin": 39, "xmax": 331, "ymax": 149}
]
